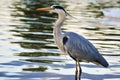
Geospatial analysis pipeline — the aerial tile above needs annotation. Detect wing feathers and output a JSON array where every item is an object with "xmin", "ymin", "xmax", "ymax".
[{"xmin": 63, "ymin": 32, "xmax": 109, "ymax": 67}]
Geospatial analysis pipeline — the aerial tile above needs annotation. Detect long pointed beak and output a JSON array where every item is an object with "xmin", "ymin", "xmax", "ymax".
[{"xmin": 36, "ymin": 7, "xmax": 53, "ymax": 11}]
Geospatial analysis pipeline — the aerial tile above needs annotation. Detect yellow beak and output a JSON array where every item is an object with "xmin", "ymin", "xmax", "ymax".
[{"xmin": 36, "ymin": 7, "xmax": 53, "ymax": 11}]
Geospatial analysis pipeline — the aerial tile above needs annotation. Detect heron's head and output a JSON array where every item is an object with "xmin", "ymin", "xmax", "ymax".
[{"xmin": 37, "ymin": 5, "xmax": 67, "ymax": 15}]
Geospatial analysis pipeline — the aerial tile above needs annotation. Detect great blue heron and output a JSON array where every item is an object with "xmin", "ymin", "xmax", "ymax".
[{"xmin": 37, "ymin": 5, "xmax": 109, "ymax": 80}]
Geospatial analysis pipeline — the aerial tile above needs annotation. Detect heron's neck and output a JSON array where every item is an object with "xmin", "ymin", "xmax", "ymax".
[{"xmin": 54, "ymin": 12, "xmax": 66, "ymax": 38}]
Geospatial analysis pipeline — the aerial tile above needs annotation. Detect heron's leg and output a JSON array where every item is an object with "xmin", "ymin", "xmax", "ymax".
[
  {"xmin": 75, "ymin": 61, "xmax": 78, "ymax": 80},
  {"xmin": 78, "ymin": 62, "xmax": 82, "ymax": 80},
  {"xmin": 75, "ymin": 61, "xmax": 79, "ymax": 80}
]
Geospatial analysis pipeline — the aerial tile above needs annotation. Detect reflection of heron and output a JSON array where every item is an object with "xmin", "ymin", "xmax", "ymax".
[{"xmin": 37, "ymin": 5, "xmax": 109, "ymax": 80}]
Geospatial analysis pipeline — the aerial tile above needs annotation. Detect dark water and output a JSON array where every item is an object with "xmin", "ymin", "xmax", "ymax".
[{"xmin": 0, "ymin": 0, "xmax": 120, "ymax": 80}]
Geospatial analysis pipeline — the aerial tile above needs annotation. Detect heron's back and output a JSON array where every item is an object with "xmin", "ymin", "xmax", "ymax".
[{"xmin": 63, "ymin": 32, "xmax": 109, "ymax": 67}]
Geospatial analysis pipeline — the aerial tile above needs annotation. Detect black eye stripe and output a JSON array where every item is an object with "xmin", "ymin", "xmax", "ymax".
[
  {"xmin": 51, "ymin": 5, "xmax": 68, "ymax": 15},
  {"xmin": 54, "ymin": 6, "xmax": 64, "ymax": 9},
  {"xmin": 52, "ymin": 5, "xmax": 64, "ymax": 10},
  {"xmin": 52, "ymin": 5, "xmax": 67, "ymax": 13}
]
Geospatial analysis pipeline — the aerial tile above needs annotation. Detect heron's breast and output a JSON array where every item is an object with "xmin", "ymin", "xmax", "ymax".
[{"xmin": 54, "ymin": 36, "xmax": 65, "ymax": 53}]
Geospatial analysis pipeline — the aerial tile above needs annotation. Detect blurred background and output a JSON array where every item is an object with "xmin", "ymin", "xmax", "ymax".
[{"xmin": 0, "ymin": 0, "xmax": 120, "ymax": 80}]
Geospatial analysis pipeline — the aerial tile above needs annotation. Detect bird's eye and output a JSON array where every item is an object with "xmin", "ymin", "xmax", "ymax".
[{"xmin": 51, "ymin": 6, "xmax": 55, "ymax": 9}]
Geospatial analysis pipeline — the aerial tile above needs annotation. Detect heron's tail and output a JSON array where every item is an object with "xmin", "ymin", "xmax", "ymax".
[{"xmin": 95, "ymin": 56, "xmax": 109, "ymax": 67}]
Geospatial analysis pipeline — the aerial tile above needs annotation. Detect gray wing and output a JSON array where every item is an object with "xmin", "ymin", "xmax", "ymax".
[{"xmin": 63, "ymin": 32, "xmax": 108, "ymax": 67}]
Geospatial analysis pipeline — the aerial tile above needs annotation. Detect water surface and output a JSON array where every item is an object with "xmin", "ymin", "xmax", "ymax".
[{"xmin": 0, "ymin": 0, "xmax": 120, "ymax": 80}]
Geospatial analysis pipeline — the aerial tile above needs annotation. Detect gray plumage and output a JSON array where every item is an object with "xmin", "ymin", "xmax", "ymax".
[
  {"xmin": 50, "ymin": 5, "xmax": 108, "ymax": 68},
  {"xmin": 63, "ymin": 32, "xmax": 108, "ymax": 67}
]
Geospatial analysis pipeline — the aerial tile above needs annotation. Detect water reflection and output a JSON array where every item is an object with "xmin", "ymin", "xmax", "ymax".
[
  {"xmin": 10, "ymin": 0, "xmax": 64, "ymax": 74},
  {"xmin": 15, "ymin": 52, "xmax": 60, "ymax": 57},
  {"xmin": 0, "ymin": 0, "xmax": 120, "ymax": 80},
  {"xmin": 23, "ymin": 66, "xmax": 48, "ymax": 72}
]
